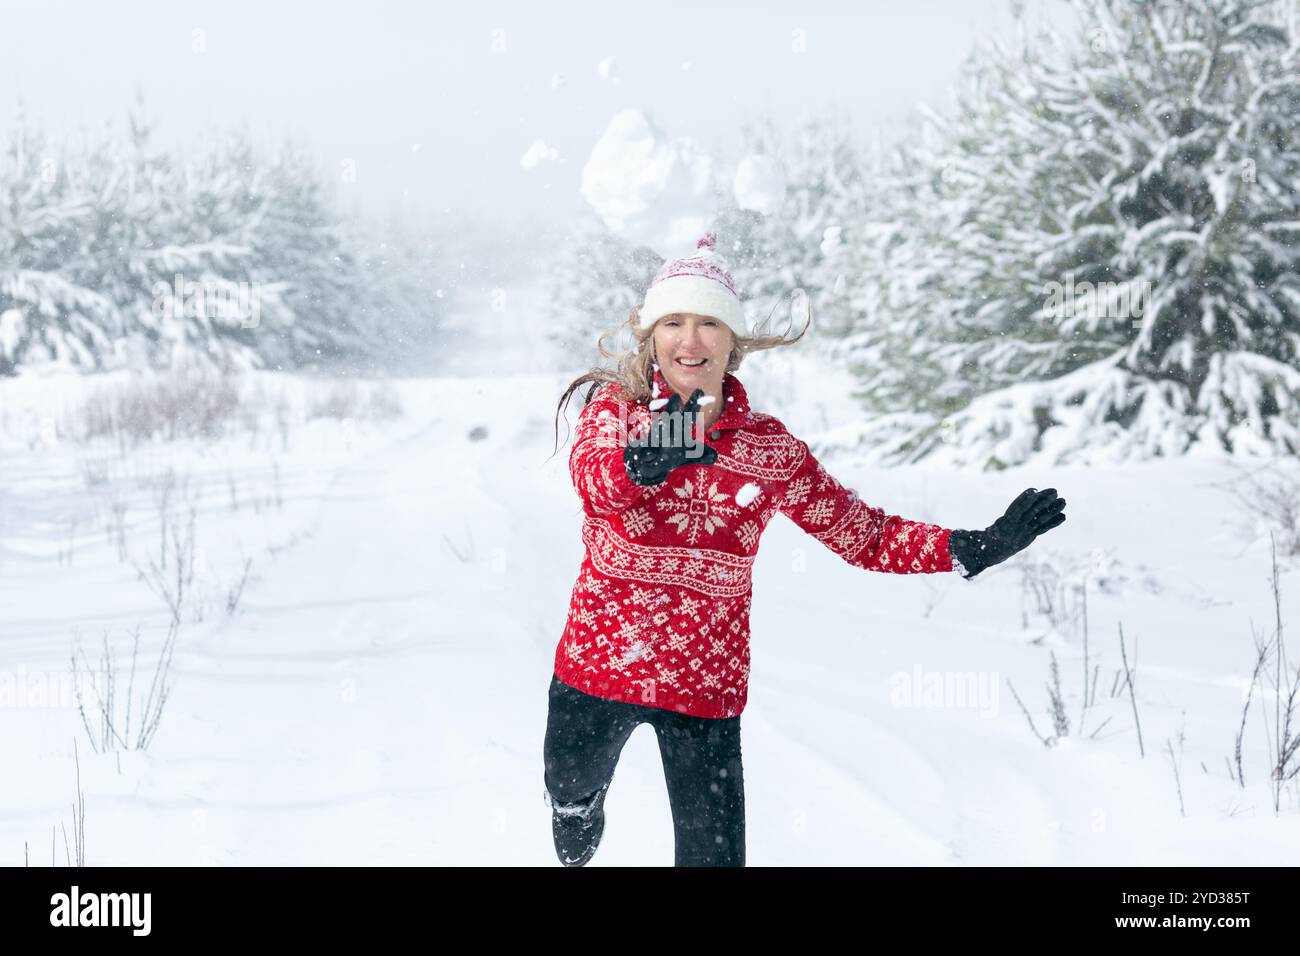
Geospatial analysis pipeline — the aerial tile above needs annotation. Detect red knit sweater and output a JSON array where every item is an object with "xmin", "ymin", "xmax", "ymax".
[{"xmin": 554, "ymin": 367, "xmax": 958, "ymax": 719}]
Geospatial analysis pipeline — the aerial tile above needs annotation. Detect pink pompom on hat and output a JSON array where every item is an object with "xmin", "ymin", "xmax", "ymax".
[{"xmin": 638, "ymin": 232, "xmax": 747, "ymax": 337}]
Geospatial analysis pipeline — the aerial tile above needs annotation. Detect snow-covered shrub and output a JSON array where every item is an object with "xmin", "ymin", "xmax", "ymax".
[
  {"xmin": 73, "ymin": 624, "xmax": 178, "ymax": 754},
  {"xmin": 1232, "ymin": 546, "xmax": 1300, "ymax": 807},
  {"xmin": 366, "ymin": 382, "xmax": 403, "ymax": 421},
  {"xmin": 1224, "ymin": 461, "xmax": 1300, "ymax": 558},
  {"xmin": 68, "ymin": 365, "xmax": 243, "ymax": 445},
  {"xmin": 1005, "ymin": 649, "xmax": 1089, "ymax": 748},
  {"xmin": 1018, "ymin": 556, "xmax": 1086, "ymax": 637},
  {"xmin": 306, "ymin": 380, "xmax": 404, "ymax": 423},
  {"xmin": 1018, "ymin": 546, "xmax": 1164, "ymax": 639}
]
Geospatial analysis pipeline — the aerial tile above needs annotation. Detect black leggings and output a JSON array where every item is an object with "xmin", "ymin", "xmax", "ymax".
[{"xmin": 542, "ymin": 673, "xmax": 746, "ymax": 866}]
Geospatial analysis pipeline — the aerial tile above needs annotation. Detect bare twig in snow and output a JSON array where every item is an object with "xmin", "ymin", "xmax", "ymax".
[
  {"xmin": 1166, "ymin": 738, "xmax": 1185, "ymax": 817},
  {"xmin": 1007, "ymin": 678, "xmax": 1051, "ymax": 747},
  {"xmin": 1118, "ymin": 622, "xmax": 1145, "ymax": 758}
]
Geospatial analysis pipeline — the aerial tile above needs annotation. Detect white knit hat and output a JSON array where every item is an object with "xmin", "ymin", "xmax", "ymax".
[{"xmin": 639, "ymin": 233, "xmax": 746, "ymax": 337}]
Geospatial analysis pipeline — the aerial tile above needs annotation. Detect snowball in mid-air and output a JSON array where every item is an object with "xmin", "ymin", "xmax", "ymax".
[
  {"xmin": 597, "ymin": 56, "xmax": 619, "ymax": 83},
  {"xmin": 735, "ymin": 483, "xmax": 762, "ymax": 507},
  {"xmin": 520, "ymin": 139, "xmax": 561, "ymax": 171},
  {"xmin": 579, "ymin": 109, "xmax": 715, "ymax": 257}
]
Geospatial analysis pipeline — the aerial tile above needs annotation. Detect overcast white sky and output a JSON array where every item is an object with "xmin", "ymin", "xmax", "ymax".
[{"xmin": 1, "ymin": 0, "xmax": 1076, "ymax": 232}]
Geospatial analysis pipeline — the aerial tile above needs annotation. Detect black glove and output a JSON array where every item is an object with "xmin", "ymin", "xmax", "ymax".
[
  {"xmin": 949, "ymin": 487, "xmax": 1066, "ymax": 579},
  {"xmin": 623, "ymin": 388, "xmax": 718, "ymax": 486}
]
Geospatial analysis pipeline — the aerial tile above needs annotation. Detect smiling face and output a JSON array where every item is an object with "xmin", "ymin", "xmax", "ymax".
[{"xmin": 653, "ymin": 312, "xmax": 733, "ymax": 405}]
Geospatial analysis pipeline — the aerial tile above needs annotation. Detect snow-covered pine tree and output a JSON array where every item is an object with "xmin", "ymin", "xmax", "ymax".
[
  {"xmin": 248, "ymin": 140, "xmax": 369, "ymax": 371},
  {"xmin": 541, "ymin": 206, "xmax": 661, "ymax": 369},
  {"xmin": 0, "ymin": 112, "xmax": 129, "ymax": 373},
  {"xmin": 137, "ymin": 124, "xmax": 280, "ymax": 371},
  {"xmin": 843, "ymin": 0, "xmax": 1300, "ymax": 468}
]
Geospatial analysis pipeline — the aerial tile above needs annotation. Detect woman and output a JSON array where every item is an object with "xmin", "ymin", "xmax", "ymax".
[{"xmin": 543, "ymin": 233, "xmax": 1066, "ymax": 867}]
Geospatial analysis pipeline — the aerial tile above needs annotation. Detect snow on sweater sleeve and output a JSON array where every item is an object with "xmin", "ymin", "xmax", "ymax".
[
  {"xmin": 568, "ymin": 387, "xmax": 652, "ymax": 518},
  {"xmin": 776, "ymin": 433, "xmax": 956, "ymax": 574}
]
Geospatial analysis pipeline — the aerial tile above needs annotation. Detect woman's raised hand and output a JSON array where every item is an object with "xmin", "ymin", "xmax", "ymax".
[
  {"xmin": 949, "ymin": 487, "xmax": 1066, "ymax": 579},
  {"xmin": 623, "ymin": 388, "xmax": 718, "ymax": 486}
]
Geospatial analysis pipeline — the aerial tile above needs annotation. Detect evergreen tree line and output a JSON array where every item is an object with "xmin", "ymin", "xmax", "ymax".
[{"xmin": 0, "ymin": 104, "xmax": 455, "ymax": 377}]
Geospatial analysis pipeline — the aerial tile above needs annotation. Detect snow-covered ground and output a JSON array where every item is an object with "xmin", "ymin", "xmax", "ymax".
[{"xmin": 3, "ymin": 352, "xmax": 1300, "ymax": 866}]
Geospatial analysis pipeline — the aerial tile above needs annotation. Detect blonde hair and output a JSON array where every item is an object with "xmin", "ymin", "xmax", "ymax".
[{"xmin": 551, "ymin": 296, "xmax": 812, "ymax": 457}]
